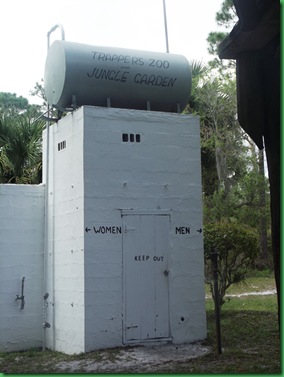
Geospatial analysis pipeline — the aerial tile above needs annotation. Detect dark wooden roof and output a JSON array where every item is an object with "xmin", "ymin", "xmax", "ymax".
[
  {"xmin": 219, "ymin": 1, "xmax": 279, "ymax": 59},
  {"xmin": 217, "ymin": 0, "xmax": 280, "ymax": 149}
]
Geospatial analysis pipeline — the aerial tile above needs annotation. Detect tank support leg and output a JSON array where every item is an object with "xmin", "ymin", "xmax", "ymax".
[{"xmin": 72, "ymin": 94, "xmax": 77, "ymax": 110}]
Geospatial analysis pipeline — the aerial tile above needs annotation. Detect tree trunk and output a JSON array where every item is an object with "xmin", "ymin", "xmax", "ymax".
[{"xmin": 258, "ymin": 148, "xmax": 269, "ymax": 266}]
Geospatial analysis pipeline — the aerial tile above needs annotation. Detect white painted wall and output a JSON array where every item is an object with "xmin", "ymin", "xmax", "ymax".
[
  {"xmin": 0, "ymin": 106, "xmax": 206, "ymax": 355},
  {"xmin": 0, "ymin": 184, "xmax": 45, "ymax": 352},
  {"xmin": 43, "ymin": 110, "xmax": 85, "ymax": 354},
  {"xmin": 46, "ymin": 106, "xmax": 206, "ymax": 354},
  {"xmin": 83, "ymin": 107, "xmax": 206, "ymax": 349}
]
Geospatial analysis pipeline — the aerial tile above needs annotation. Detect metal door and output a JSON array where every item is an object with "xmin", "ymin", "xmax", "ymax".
[{"xmin": 122, "ymin": 213, "xmax": 170, "ymax": 342}]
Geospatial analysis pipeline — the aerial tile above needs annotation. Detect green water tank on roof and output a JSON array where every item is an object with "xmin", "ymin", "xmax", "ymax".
[{"xmin": 44, "ymin": 40, "xmax": 191, "ymax": 112}]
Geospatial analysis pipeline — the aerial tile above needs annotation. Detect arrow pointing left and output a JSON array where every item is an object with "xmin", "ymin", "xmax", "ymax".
[{"xmin": 85, "ymin": 227, "xmax": 91, "ymax": 233}]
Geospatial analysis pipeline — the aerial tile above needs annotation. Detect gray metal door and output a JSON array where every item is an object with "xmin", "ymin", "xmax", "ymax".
[{"xmin": 122, "ymin": 213, "xmax": 170, "ymax": 342}]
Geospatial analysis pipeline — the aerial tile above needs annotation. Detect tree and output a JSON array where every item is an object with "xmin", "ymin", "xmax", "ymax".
[
  {"xmin": 207, "ymin": 0, "xmax": 236, "ymax": 75},
  {"xmin": 30, "ymin": 80, "xmax": 66, "ymax": 122},
  {"xmin": 30, "ymin": 79, "xmax": 47, "ymax": 109},
  {"xmin": 187, "ymin": 65, "xmax": 250, "ymax": 211},
  {"xmin": 187, "ymin": 62, "xmax": 242, "ymax": 197},
  {"xmin": 0, "ymin": 92, "xmax": 29, "ymax": 112},
  {"xmin": 188, "ymin": 0, "xmax": 272, "ymax": 272},
  {"xmin": 215, "ymin": 0, "xmax": 236, "ymax": 27},
  {"xmin": 217, "ymin": 0, "xmax": 280, "ymax": 320},
  {"xmin": 258, "ymin": 148, "xmax": 269, "ymax": 265},
  {"xmin": 204, "ymin": 221, "xmax": 258, "ymax": 307},
  {"xmin": 0, "ymin": 93, "xmax": 44, "ymax": 184}
]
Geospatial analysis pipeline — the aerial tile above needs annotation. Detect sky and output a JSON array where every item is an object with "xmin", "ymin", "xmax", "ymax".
[{"xmin": 0, "ymin": 0, "xmax": 225, "ymax": 105}]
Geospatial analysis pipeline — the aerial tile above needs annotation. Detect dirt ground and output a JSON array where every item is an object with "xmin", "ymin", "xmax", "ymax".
[{"xmin": 55, "ymin": 342, "xmax": 209, "ymax": 373}]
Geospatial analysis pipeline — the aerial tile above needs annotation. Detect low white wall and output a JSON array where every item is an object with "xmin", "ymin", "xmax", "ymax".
[{"xmin": 0, "ymin": 184, "xmax": 45, "ymax": 352}]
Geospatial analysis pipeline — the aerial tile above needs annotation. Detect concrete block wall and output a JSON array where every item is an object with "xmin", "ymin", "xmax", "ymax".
[
  {"xmin": 45, "ymin": 106, "xmax": 206, "ymax": 354},
  {"xmin": 43, "ymin": 110, "xmax": 85, "ymax": 354},
  {"xmin": 0, "ymin": 106, "xmax": 206, "ymax": 355},
  {"xmin": 83, "ymin": 107, "xmax": 206, "ymax": 350},
  {"xmin": 0, "ymin": 184, "xmax": 45, "ymax": 352}
]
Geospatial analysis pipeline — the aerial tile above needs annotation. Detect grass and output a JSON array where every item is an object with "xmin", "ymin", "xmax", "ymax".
[
  {"xmin": 226, "ymin": 276, "xmax": 276, "ymax": 295},
  {"xmin": 183, "ymin": 272, "xmax": 280, "ymax": 374},
  {"xmin": 188, "ymin": 303, "xmax": 280, "ymax": 373},
  {"xmin": 205, "ymin": 272, "xmax": 276, "ymax": 297},
  {"xmin": 0, "ymin": 274, "xmax": 280, "ymax": 374}
]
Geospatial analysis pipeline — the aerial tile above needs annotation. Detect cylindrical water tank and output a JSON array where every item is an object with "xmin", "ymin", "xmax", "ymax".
[{"xmin": 44, "ymin": 41, "xmax": 191, "ymax": 112}]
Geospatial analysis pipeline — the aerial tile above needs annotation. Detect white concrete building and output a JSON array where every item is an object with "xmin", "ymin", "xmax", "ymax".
[
  {"xmin": 0, "ymin": 105, "xmax": 206, "ymax": 354},
  {"xmin": 43, "ymin": 106, "xmax": 206, "ymax": 354}
]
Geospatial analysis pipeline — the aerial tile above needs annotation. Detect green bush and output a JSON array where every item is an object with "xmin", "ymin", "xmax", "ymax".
[{"xmin": 204, "ymin": 221, "xmax": 259, "ymax": 306}]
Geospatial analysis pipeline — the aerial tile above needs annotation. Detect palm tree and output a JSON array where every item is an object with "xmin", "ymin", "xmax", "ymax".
[{"xmin": 0, "ymin": 113, "xmax": 44, "ymax": 184}]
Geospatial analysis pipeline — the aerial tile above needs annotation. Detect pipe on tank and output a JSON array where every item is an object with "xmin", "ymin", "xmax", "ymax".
[{"xmin": 47, "ymin": 24, "xmax": 65, "ymax": 48}]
